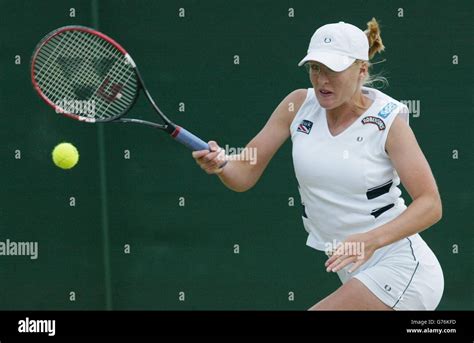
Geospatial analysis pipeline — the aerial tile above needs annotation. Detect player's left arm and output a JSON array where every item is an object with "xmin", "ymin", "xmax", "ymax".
[
  {"xmin": 370, "ymin": 114, "xmax": 443, "ymax": 247},
  {"xmin": 326, "ymin": 114, "xmax": 442, "ymax": 273}
]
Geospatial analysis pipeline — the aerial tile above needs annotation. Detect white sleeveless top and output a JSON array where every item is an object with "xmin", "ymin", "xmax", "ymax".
[{"xmin": 290, "ymin": 87, "xmax": 410, "ymax": 251}]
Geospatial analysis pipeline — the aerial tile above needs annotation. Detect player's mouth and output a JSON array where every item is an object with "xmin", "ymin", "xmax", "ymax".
[{"xmin": 319, "ymin": 89, "xmax": 333, "ymax": 97}]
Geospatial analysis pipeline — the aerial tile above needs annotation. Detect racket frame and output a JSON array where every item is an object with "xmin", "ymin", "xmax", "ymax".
[
  {"xmin": 31, "ymin": 25, "xmax": 217, "ymax": 153},
  {"xmin": 31, "ymin": 25, "xmax": 175, "ymax": 133}
]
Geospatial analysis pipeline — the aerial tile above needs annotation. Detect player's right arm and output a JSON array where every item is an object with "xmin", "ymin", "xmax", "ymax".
[{"xmin": 192, "ymin": 89, "xmax": 307, "ymax": 192}]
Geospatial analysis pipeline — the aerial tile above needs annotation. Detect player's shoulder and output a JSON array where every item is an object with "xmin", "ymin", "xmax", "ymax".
[
  {"xmin": 365, "ymin": 87, "xmax": 409, "ymax": 123},
  {"xmin": 284, "ymin": 88, "xmax": 310, "ymax": 115},
  {"xmin": 270, "ymin": 89, "xmax": 308, "ymax": 128},
  {"xmin": 286, "ymin": 88, "xmax": 308, "ymax": 104}
]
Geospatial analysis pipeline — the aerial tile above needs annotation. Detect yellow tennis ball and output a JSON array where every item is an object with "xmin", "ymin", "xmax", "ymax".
[{"xmin": 52, "ymin": 142, "xmax": 79, "ymax": 169}]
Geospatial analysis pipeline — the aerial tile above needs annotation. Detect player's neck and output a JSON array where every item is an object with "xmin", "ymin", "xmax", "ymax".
[{"xmin": 326, "ymin": 92, "xmax": 373, "ymax": 126}]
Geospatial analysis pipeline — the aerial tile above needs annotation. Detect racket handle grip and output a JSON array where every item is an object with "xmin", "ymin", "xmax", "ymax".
[{"xmin": 171, "ymin": 126, "xmax": 209, "ymax": 151}]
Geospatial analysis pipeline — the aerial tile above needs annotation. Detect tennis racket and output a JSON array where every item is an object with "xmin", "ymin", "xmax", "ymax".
[{"xmin": 31, "ymin": 25, "xmax": 216, "ymax": 153}]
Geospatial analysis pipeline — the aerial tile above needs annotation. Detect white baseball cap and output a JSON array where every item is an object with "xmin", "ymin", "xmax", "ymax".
[{"xmin": 298, "ymin": 21, "xmax": 369, "ymax": 72}]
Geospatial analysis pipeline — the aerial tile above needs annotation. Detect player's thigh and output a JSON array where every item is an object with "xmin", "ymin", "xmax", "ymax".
[{"xmin": 308, "ymin": 278, "xmax": 393, "ymax": 311}]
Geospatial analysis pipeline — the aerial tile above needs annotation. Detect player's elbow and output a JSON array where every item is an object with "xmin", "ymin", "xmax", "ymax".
[
  {"xmin": 220, "ymin": 161, "xmax": 261, "ymax": 192},
  {"xmin": 433, "ymin": 195, "xmax": 443, "ymax": 223},
  {"xmin": 220, "ymin": 176, "xmax": 255, "ymax": 192},
  {"xmin": 228, "ymin": 181, "xmax": 256, "ymax": 193},
  {"xmin": 429, "ymin": 193, "xmax": 443, "ymax": 224},
  {"xmin": 231, "ymin": 186, "xmax": 250, "ymax": 193}
]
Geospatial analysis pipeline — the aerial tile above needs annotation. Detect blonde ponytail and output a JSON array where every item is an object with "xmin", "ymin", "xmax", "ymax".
[
  {"xmin": 365, "ymin": 17, "xmax": 385, "ymax": 59},
  {"xmin": 361, "ymin": 17, "xmax": 388, "ymax": 88}
]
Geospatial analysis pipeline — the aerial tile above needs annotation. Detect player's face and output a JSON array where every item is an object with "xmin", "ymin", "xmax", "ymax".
[{"xmin": 307, "ymin": 61, "xmax": 365, "ymax": 110}]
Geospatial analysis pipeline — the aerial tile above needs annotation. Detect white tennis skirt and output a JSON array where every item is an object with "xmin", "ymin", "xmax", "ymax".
[{"xmin": 336, "ymin": 233, "xmax": 444, "ymax": 310}]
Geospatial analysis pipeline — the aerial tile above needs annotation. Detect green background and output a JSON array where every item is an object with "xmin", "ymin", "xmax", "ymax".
[{"xmin": 0, "ymin": 0, "xmax": 472, "ymax": 310}]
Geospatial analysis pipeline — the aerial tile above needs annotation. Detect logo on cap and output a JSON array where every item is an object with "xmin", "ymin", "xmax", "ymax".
[{"xmin": 324, "ymin": 37, "xmax": 332, "ymax": 43}]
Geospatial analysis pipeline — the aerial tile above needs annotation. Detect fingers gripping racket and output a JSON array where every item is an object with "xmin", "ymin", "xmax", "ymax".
[{"xmin": 31, "ymin": 25, "xmax": 214, "ymax": 152}]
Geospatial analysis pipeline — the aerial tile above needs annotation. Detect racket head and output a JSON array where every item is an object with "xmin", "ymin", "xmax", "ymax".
[{"xmin": 31, "ymin": 26, "xmax": 139, "ymax": 123}]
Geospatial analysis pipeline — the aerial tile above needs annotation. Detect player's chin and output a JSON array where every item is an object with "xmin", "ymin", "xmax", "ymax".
[{"xmin": 316, "ymin": 96, "xmax": 337, "ymax": 109}]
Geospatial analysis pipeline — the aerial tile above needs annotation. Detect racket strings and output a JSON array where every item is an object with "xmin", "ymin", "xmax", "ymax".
[
  {"xmin": 91, "ymin": 38, "xmax": 138, "ymax": 116},
  {"xmin": 33, "ymin": 29, "xmax": 138, "ymax": 120},
  {"xmin": 36, "ymin": 31, "xmax": 96, "ymax": 100},
  {"xmin": 41, "ymin": 31, "xmax": 131, "ymax": 117},
  {"xmin": 99, "ymin": 55, "xmax": 138, "ymax": 116},
  {"xmin": 35, "ymin": 31, "xmax": 116, "ymax": 115},
  {"xmin": 35, "ymin": 33, "xmax": 73, "ymax": 97},
  {"xmin": 41, "ymin": 32, "xmax": 104, "ymax": 103}
]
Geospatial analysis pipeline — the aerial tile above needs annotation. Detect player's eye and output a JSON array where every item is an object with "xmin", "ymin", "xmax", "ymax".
[{"xmin": 305, "ymin": 63, "xmax": 321, "ymax": 74}]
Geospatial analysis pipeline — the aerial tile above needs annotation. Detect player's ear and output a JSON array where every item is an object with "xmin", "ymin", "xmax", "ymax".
[{"xmin": 359, "ymin": 61, "xmax": 368, "ymax": 80}]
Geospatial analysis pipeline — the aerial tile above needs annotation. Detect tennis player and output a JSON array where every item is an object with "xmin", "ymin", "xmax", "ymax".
[{"xmin": 193, "ymin": 18, "xmax": 444, "ymax": 310}]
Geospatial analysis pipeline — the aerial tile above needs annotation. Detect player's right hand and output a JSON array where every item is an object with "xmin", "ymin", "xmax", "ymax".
[{"xmin": 192, "ymin": 141, "xmax": 227, "ymax": 174}]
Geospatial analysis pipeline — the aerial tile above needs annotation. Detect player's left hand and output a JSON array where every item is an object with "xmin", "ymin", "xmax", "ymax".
[{"xmin": 324, "ymin": 232, "xmax": 380, "ymax": 274}]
